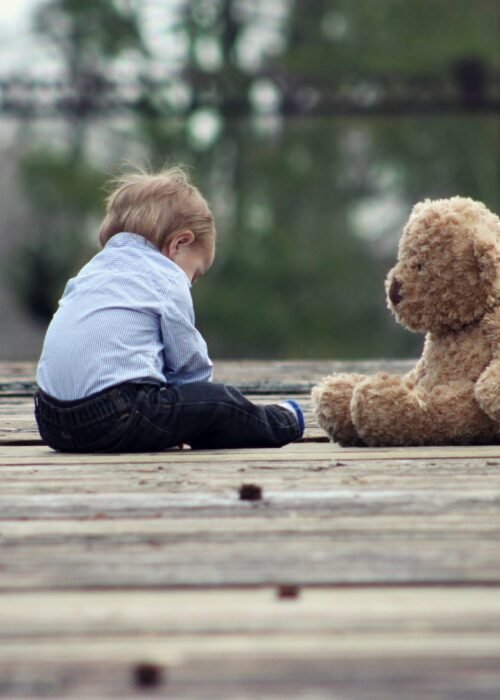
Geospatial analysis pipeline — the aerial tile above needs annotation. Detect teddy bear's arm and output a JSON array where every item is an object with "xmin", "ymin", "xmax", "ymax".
[
  {"xmin": 475, "ymin": 364, "xmax": 500, "ymax": 423},
  {"xmin": 474, "ymin": 307, "xmax": 500, "ymax": 424}
]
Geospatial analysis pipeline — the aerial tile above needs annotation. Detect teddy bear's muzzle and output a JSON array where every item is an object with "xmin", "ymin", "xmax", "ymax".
[{"xmin": 388, "ymin": 276, "xmax": 404, "ymax": 306}]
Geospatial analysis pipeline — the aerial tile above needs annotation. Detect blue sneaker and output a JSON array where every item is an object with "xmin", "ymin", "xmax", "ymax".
[{"xmin": 279, "ymin": 399, "xmax": 305, "ymax": 436}]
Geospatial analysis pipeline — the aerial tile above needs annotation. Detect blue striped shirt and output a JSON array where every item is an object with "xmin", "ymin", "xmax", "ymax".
[{"xmin": 36, "ymin": 232, "xmax": 213, "ymax": 400}]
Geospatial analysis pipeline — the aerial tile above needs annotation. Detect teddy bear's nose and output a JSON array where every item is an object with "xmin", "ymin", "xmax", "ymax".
[{"xmin": 389, "ymin": 276, "xmax": 404, "ymax": 305}]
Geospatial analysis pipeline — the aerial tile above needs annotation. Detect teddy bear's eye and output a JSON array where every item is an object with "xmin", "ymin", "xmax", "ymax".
[{"xmin": 416, "ymin": 262, "xmax": 425, "ymax": 272}]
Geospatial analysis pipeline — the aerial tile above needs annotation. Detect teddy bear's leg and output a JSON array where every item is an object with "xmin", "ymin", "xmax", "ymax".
[
  {"xmin": 311, "ymin": 373, "xmax": 367, "ymax": 445},
  {"xmin": 352, "ymin": 375, "xmax": 495, "ymax": 446},
  {"xmin": 351, "ymin": 373, "xmax": 429, "ymax": 446}
]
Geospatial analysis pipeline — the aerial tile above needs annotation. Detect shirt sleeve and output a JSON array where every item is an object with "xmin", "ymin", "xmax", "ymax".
[{"xmin": 160, "ymin": 278, "xmax": 213, "ymax": 384}]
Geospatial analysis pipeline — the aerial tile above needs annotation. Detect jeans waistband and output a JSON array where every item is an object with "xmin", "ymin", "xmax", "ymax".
[{"xmin": 34, "ymin": 382, "xmax": 140, "ymax": 427}]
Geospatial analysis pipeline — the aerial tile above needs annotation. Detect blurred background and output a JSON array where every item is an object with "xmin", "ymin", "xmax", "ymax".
[{"xmin": 0, "ymin": 0, "xmax": 498, "ymax": 361}]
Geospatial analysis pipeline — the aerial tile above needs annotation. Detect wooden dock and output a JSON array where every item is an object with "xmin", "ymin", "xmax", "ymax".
[{"xmin": 1, "ymin": 360, "xmax": 500, "ymax": 698}]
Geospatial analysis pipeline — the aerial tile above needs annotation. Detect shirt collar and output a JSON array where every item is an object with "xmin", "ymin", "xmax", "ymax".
[
  {"xmin": 106, "ymin": 232, "xmax": 158, "ymax": 252},
  {"xmin": 106, "ymin": 232, "xmax": 192, "ymax": 287}
]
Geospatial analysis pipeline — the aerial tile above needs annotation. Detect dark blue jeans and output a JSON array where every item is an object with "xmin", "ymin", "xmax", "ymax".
[{"xmin": 34, "ymin": 381, "xmax": 301, "ymax": 452}]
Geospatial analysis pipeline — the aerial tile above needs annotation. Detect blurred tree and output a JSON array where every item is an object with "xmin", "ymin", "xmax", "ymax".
[
  {"xmin": 9, "ymin": 0, "xmax": 147, "ymax": 322},
  {"xmin": 10, "ymin": 0, "xmax": 500, "ymax": 359},
  {"xmin": 149, "ymin": 0, "xmax": 498, "ymax": 358},
  {"xmin": 137, "ymin": 0, "xmax": 395, "ymax": 358},
  {"xmin": 9, "ymin": 150, "xmax": 106, "ymax": 321},
  {"xmin": 33, "ymin": 0, "xmax": 146, "ymax": 155}
]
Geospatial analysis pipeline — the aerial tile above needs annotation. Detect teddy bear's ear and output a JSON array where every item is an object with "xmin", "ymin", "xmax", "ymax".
[
  {"xmin": 473, "ymin": 223, "xmax": 500, "ymax": 286},
  {"xmin": 409, "ymin": 199, "xmax": 432, "ymax": 221}
]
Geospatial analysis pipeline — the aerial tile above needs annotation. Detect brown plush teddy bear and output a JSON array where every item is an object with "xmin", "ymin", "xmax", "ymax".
[{"xmin": 312, "ymin": 196, "xmax": 500, "ymax": 446}]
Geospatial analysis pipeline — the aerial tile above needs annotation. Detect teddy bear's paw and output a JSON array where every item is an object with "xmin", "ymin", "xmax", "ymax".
[
  {"xmin": 351, "ymin": 374, "xmax": 428, "ymax": 446},
  {"xmin": 311, "ymin": 373, "xmax": 366, "ymax": 446}
]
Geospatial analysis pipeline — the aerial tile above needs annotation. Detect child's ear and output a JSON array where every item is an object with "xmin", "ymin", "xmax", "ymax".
[
  {"xmin": 164, "ymin": 231, "xmax": 195, "ymax": 257},
  {"xmin": 175, "ymin": 231, "xmax": 195, "ymax": 249}
]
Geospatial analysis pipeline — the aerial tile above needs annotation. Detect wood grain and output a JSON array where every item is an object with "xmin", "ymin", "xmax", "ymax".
[
  {"xmin": 1, "ymin": 360, "xmax": 500, "ymax": 698},
  {"xmin": 0, "ymin": 588, "xmax": 499, "ymax": 698}
]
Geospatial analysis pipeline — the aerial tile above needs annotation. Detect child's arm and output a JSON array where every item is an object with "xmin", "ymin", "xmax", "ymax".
[{"xmin": 160, "ymin": 283, "xmax": 213, "ymax": 384}]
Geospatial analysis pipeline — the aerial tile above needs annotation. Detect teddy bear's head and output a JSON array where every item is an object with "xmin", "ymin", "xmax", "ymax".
[{"xmin": 386, "ymin": 197, "xmax": 500, "ymax": 334}]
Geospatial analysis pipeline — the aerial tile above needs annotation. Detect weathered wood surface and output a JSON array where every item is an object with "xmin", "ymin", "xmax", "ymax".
[
  {"xmin": 1, "ymin": 514, "xmax": 499, "ymax": 588},
  {"xmin": 0, "ymin": 359, "xmax": 415, "ymax": 444},
  {"xmin": 1, "ymin": 360, "xmax": 500, "ymax": 698},
  {"xmin": 0, "ymin": 588, "xmax": 499, "ymax": 698}
]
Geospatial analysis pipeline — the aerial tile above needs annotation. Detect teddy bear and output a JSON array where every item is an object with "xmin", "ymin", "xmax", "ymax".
[{"xmin": 311, "ymin": 196, "xmax": 500, "ymax": 446}]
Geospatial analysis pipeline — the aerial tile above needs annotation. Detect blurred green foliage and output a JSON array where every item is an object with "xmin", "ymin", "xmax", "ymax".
[
  {"xmin": 10, "ymin": 150, "xmax": 106, "ymax": 321},
  {"xmin": 10, "ymin": 0, "xmax": 500, "ymax": 358}
]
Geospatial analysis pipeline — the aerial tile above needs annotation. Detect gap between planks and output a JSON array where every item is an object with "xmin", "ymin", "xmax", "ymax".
[{"xmin": 2, "ymin": 445, "xmax": 500, "ymax": 465}]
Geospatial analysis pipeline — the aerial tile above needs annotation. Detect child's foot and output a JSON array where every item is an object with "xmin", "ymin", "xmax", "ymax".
[{"xmin": 279, "ymin": 399, "xmax": 305, "ymax": 437}]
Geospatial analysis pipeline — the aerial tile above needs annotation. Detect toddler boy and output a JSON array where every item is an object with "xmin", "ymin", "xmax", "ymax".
[{"xmin": 34, "ymin": 167, "xmax": 304, "ymax": 452}]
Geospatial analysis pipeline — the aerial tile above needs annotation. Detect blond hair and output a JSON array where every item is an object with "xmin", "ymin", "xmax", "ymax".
[{"xmin": 99, "ymin": 166, "xmax": 215, "ymax": 250}]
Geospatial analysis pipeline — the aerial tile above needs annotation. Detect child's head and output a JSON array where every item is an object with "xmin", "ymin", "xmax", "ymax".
[{"xmin": 99, "ymin": 166, "xmax": 216, "ymax": 281}]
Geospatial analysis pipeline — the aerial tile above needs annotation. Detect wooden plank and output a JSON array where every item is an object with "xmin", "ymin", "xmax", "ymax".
[
  {"xmin": 1, "ymin": 512, "xmax": 499, "ymax": 537},
  {"xmin": 6, "ymin": 627, "xmax": 498, "ymax": 659},
  {"xmin": 0, "ymin": 588, "xmax": 499, "ymax": 698},
  {"xmin": 1, "ymin": 483, "xmax": 497, "ymax": 513},
  {"xmin": 0, "ymin": 399, "xmax": 40, "ymax": 443},
  {"xmin": 1, "ymin": 485, "xmax": 499, "ymax": 516},
  {"xmin": 1, "ymin": 456, "xmax": 500, "ymax": 493},
  {"xmin": 1, "ymin": 654, "xmax": 499, "ymax": 700},
  {"xmin": 0, "ymin": 363, "xmax": 36, "ymax": 381},
  {"xmin": 2, "ymin": 587, "xmax": 500, "ymax": 637},
  {"xmin": 0, "ymin": 441, "xmax": 498, "ymax": 470},
  {"xmin": 1, "ymin": 509, "xmax": 499, "ymax": 588},
  {"xmin": 0, "ymin": 539, "xmax": 497, "ymax": 589},
  {"xmin": 0, "ymin": 362, "xmax": 36, "ymax": 394},
  {"xmin": 2, "ymin": 472, "xmax": 500, "ymax": 495},
  {"xmin": 2, "ymin": 441, "xmax": 500, "ymax": 463}
]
